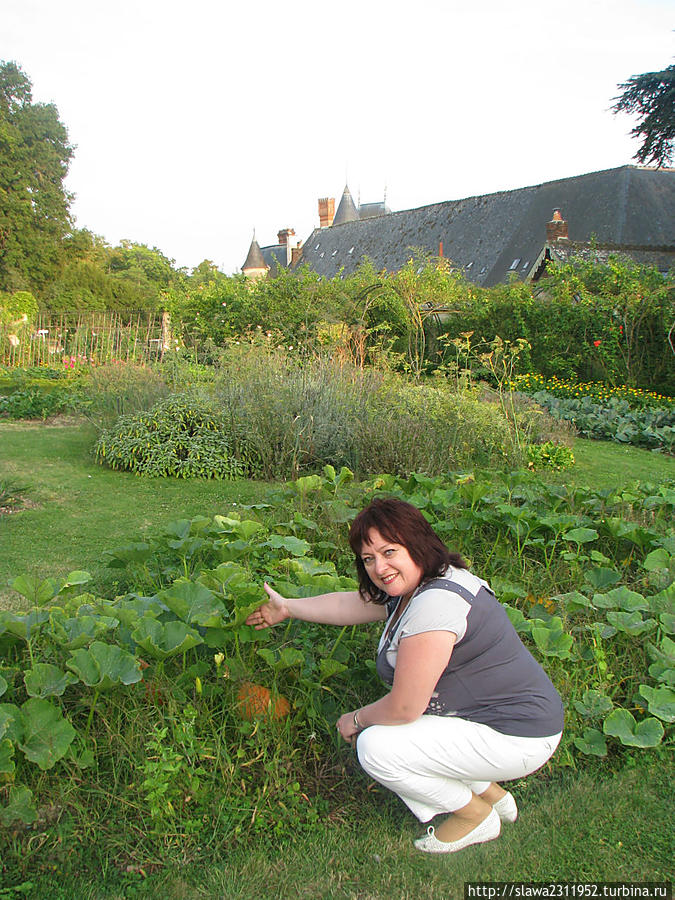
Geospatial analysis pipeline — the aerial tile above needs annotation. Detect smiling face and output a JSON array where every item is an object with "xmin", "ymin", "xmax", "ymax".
[{"xmin": 359, "ymin": 528, "xmax": 424, "ymax": 599}]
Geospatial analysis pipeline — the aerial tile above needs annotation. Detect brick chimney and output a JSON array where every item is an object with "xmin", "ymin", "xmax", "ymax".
[
  {"xmin": 291, "ymin": 243, "xmax": 303, "ymax": 266},
  {"xmin": 546, "ymin": 208, "xmax": 569, "ymax": 243},
  {"xmin": 318, "ymin": 197, "xmax": 335, "ymax": 228},
  {"xmin": 277, "ymin": 228, "xmax": 296, "ymax": 265}
]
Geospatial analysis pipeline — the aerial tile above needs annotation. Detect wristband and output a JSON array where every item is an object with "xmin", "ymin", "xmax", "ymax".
[{"xmin": 353, "ymin": 710, "xmax": 363, "ymax": 731}]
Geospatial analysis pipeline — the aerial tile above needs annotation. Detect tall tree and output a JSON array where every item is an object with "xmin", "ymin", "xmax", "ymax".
[
  {"xmin": 612, "ymin": 63, "xmax": 675, "ymax": 167},
  {"xmin": 0, "ymin": 61, "xmax": 74, "ymax": 294}
]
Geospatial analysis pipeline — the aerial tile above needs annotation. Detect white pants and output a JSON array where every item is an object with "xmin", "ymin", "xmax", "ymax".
[{"xmin": 356, "ymin": 715, "xmax": 562, "ymax": 822}]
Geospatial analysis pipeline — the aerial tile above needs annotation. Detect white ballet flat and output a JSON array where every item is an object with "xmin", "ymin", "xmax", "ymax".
[
  {"xmin": 492, "ymin": 791, "xmax": 518, "ymax": 823},
  {"xmin": 414, "ymin": 808, "xmax": 501, "ymax": 854}
]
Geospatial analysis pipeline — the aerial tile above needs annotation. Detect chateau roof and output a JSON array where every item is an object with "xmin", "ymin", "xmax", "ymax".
[
  {"xmin": 295, "ymin": 166, "xmax": 675, "ymax": 285},
  {"xmin": 241, "ymin": 236, "xmax": 267, "ymax": 272},
  {"xmin": 332, "ymin": 185, "xmax": 359, "ymax": 226}
]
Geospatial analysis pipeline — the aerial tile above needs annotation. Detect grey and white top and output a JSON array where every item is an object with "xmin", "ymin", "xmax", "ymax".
[{"xmin": 375, "ymin": 566, "xmax": 564, "ymax": 738}]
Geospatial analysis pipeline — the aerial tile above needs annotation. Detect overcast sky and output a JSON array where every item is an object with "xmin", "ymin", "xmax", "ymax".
[{"xmin": 3, "ymin": 0, "xmax": 673, "ymax": 274}]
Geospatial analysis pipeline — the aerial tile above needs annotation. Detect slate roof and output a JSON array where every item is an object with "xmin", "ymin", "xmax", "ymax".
[
  {"xmin": 294, "ymin": 166, "xmax": 675, "ymax": 286},
  {"xmin": 333, "ymin": 185, "xmax": 359, "ymax": 225},
  {"xmin": 358, "ymin": 200, "xmax": 391, "ymax": 219},
  {"xmin": 260, "ymin": 243, "xmax": 289, "ymax": 277},
  {"xmin": 546, "ymin": 241, "xmax": 675, "ymax": 275},
  {"xmin": 242, "ymin": 236, "xmax": 267, "ymax": 272}
]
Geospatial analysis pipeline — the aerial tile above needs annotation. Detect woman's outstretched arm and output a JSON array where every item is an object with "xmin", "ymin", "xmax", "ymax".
[{"xmin": 246, "ymin": 582, "xmax": 388, "ymax": 629}]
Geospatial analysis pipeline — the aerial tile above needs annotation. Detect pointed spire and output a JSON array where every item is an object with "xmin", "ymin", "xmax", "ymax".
[
  {"xmin": 242, "ymin": 232, "xmax": 267, "ymax": 272},
  {"xmin": 333, "ymin": 184, "xmax": 359, "ymax": 226}
]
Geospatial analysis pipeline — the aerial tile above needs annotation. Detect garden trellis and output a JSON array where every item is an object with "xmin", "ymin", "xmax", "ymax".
[{"xmin": 0, "ymin": 310, "xmax": 171, "ymax": 367}]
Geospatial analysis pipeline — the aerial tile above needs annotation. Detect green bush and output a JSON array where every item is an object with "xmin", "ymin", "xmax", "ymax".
[
  {"xmin": 0, "ymin": 385, "xmax": 79, "ymax": 419},
  {"xmin": 210, "ymin": 344, "xmax": 545, "ymax": 478},
  {"xmin": 94, "ymin": 396, "xmax": 258, "ymax": 478},
  {"xmin": 526, "ymin": 440, "xmax": 575, "ymax": 471},
  {"xmin": 79, "ymin": 362, "xmax": 170, "ymax": 430}
]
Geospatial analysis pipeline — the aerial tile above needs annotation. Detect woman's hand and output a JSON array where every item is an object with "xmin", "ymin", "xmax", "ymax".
[
  {"xmin": 336, "ymin": 710, "xmax": 361, "ymax": 745},
  {"xmin": 246, "ymin": 583, "xmax": 290, "ymax": 629}
]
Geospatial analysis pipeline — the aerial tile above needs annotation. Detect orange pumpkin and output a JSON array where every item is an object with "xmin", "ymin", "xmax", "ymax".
[{"xmin": 237, "ymin": 681, "xmax": 290, "ymax": 720}]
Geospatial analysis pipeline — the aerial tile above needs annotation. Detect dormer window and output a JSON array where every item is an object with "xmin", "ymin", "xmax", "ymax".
[{"xmin": 509, "ymin": 258, "xmax": 521, "ymax": 270}]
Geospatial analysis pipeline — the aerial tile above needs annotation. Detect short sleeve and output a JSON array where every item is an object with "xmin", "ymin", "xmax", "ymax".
[{"xmin": 397, "ymin": 589, "xmax": 471, "ymax": 644}]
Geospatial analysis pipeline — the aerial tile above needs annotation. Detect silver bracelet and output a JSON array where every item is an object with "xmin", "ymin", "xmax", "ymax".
[{"xmin": 353, "ymin": 710, "xmax": 363, "ymax": 731}]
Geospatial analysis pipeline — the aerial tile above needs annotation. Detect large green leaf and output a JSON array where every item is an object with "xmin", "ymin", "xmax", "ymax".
[
  {"xmin": 105, "ymin": 542, "xmax": 152, "ymax": 568},
  {"xmin": 606, "ymin": 610, "xmax": 656, "ymax": 637},
  {"xmin": 265, "ymin": 535, "xmax": 311, "ymax": 556},
  {"xmin": 200, "ymin": 562, "xmax": 249, "ymax": 592},
  {"xmin": 563, "ymin": 527, "xmax": 598, "ymax": 545},
  {"xmin": 18, "ymin": 698, "xmax": 77, "ymax": 770},
  {"xmin": 555, "ymin": 591, "xmax": 592, "ymax": 612},
  {"xmin": 0, "ymin": 784, "xmax": 38, "ymax": 826},
  {"xmin": 647, "ymin": 634, "xmax": 675, "ymax": 667},
  {"xmin": 647, "ymin": 583, "xmax": 675, "ymax": 616},
  {"xmin": 258, "ymin": 647, "xmax": 306, "ymax": 671},
  {"xmin": 0, "ymin": 704, "xmax": 23, "ymax": 743},
  {"xmin": 213, "ymin": 539, "xmax": 249, "ymax": 562},
  {"xmin": 24, "ymin": 664, "xmax": 78, "ymax": 698},
  {"xmin": 648, "ymin": 661, "xmax": 675, "ymax": 686},
  {"xmin": 8, "ymin": 573, "xmax": 61, "ymax": 606},
  {"xmin": 531, "ymin": 618, "xmax": 573, "ymax": 658},
  {"xmin": 583, "ymin": 567, "xmax": 621, "ymax": 591},
  {"xmin": 602, "ymin": 708, "xmax": 664, "ymax": 748},
  {"xmin": 0, "ymin": 609, "xmax": 50, "ymax": 641},
  {"xmin": 61, "ymin": 570, "xmax": 93, "ymax": 590},
  {"xmin": 574, "ymin": 727, "xmax": 608, "ymax": 757},
  {"xmin": 593, "ymin": 587, "xmax": 648, "ymax": 611},
  {"xmin": 503, "ymin": 605, "xmax": 532, "ymax": 635},
  {"xmin": 104, "ymin": 595, "xmax": 165, "ymax": 628},
  {"xmin": 319, "ymin": 658, "xmax": 348, "ymax": 681},
  {"xmin": 66, "ymin": 641, "xmax": 142, "ymax": 690},
  {"xmin": 234, "ymin": 520, "xmax": 264, "ymax": 541},
  {"xmin": 164, "ymin": 519, "xmax": 192, "ymax": 541},
  {"xmin": 294, "ymin": 474, "xmax": 323, "ymax": 494},
  {"xmin": 50, "ymin": 613, "xmax": 118, "ymax": 649},
  {"xmin": 642, "ymin": 548, "xmax": 672, "ymax": 572},
  {"xmin": 131, "ymin": 618, "xmax": 203, "ymax": 660},
  {"xmin": 211, "ymin": 515, "xmax": 243, "ymax": 534},
  {"xmin": 288, "ymin": 557, "xmax": 336, "ymax": 577},
  {"xmin": 160, "ymin": 581, "xmax": 226, "ymax": 628},
  {"xmin": 573, "ymin": 690, "xmax": 613, "ymax": 718},
  {"xmin": 0, "ymin": 737, "xmax": 15, "ymax": 775},
  {"xmin": 638, "ymin": 685, "xmax": 675, "ymax": 723}
]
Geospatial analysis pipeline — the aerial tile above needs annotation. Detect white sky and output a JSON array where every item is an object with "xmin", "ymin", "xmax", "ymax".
[{"xmin": 3, "ymin": 0, "xmax": 674, "ymax": 274}]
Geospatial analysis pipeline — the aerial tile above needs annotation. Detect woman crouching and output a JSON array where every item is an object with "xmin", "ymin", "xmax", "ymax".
[{"xmin": 247, "ymin": 497, "xmax": 563, "ymax": 854}]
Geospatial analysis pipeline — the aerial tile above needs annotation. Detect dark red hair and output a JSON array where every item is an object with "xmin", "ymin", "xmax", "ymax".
[{"xmin": 349, "ymin": 497, "xmax": 467, "ymax": 603}]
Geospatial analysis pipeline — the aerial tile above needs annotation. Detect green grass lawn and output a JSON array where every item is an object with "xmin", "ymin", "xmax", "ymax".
[
  {"xmin": 562, "ymin": 437, "xmax": 675, "ymax": 489},
  {"xmin": 0, "ymin": 421, "xmax": 270, "ymax": 608},
  {"xmin": 21, "ymin": 764, "xmax": 675, "ymax": 898}
]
